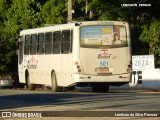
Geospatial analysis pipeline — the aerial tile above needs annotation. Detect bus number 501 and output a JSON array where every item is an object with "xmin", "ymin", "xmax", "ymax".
[{"xmin": 100, "ymin": 61, "xmax": 108, "ymax": 67}]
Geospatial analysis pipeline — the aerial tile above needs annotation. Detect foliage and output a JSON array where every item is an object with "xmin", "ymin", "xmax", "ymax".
[
  {"xmin": 0, "ymin": 0, "xmax": 12, "ymax": 71},
  {"xmin": 41, "ymin": 0, "xmax": 67, "ymax": 24},
  {"xmin": 0, "ymin": 0, "xmax": 42, "ymax": 72},
  {"xmin": 140, "ymin": 18, "xmax": 160, "ymax": 67}
]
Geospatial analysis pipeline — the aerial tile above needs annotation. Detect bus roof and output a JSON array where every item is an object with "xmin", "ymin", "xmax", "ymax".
[
  {"xmin": 20, "ymin": 21, "xmax": 128, "ymax": 35},
  {"xmin": 20, "ymin": 22, "xmax": 76, "ymax": 35}
]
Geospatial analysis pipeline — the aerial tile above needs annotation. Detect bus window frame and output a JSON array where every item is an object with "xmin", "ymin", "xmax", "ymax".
[
  {"xmin": 70, "ymin": 30, "xmax": 73, "ymax": 53},
  {"xmin": 18, "ymin": 36, "xmax": 24, "ymax": 64},
  {"xmin": 53, "ymin": 31, "xmax": 61, "ymax": 54},
  {"xmin": 37, "ymin": 33, "xmax": 45, "ymax": 55},
  {"xmin": 80, "ymin": 25, "xmax": 128, "ymax": 49},
  {"xmin": 24, "ymin": 35, "xmax": 30, "ymax": 55},
  {"xmin": 61, "ymin": 30, "xmax": 71, "ymax": 54},
  {"xmin": 45, "ymin": 32, "xmax": 52, "ymax": 54},
  {"xmin": 30, "ymin": 34, "xmax": 37, "ymax": 55}
]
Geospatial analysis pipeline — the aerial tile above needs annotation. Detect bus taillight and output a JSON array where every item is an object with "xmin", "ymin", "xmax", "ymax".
[
  {"xmin": 75, "ymin": 61, "xmax": 78, "ymax": 65},
  {"xmin": 78, "ymin": 69, "xmax": 81, "ymax": 72},
  {"xmin": 127, "ymin": 61, "xmax": 132, "ymax": 73},
  {"xmin": 76, "ymin": 65, "xmax": 80, "ymax": 69},
  {"xmin": 77, "ymin": 65, "xmax": 81, "ymax": 73},
  {"xmin": 75, "ymin": 61, "xmax": 82, "ymax": 73}
]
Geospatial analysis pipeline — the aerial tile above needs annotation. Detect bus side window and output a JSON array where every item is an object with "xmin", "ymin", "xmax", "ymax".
[
  {"xmin": 37, "ymin": 33, "xmax": 44, "ymax": 54},
  {"xmin": 19, "ymin": 36, "xmax": 23, "ymax": 56},
  {"xmin": 24, "ymin": 35, "xmax": 30, "ymax": 55},
  {"xmin": 45, "ymin": 32, "xmax": 52, "ymax": 54},
  {"xmin": 61, "ymin": 30, "xmax": 70, "ymax": 54},
  {"xmin": 19, "ymin": 36, "xmax": 24, "ymax": 64},
  {"xmin": 30, "ymin": 34, "xmax": 37, "ymax": 55},
  {"xmin": 53, "ymin": 31, "xmax": 61, "ymax": 54}
]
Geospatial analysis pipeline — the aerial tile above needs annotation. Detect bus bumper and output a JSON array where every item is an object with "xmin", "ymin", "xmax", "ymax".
[{"xmin": 73, "ymin": 73, "xmax": 131, "ymax": 83}]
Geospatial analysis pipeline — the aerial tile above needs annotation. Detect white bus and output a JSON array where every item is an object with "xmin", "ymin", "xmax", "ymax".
[{"xmin": 18, "ymin": 21, "xmax": 132, "ymax": 92}]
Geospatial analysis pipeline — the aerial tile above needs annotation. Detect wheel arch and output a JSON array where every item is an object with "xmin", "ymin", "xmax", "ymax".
[
  {"xmin": 51, "ymin": 70, "xmax": 56, "ymax": 76},
  {"xmin": 51, "ymin": 69, "xmax": 62, "ymax": 92},
  {"xmin": 25, "ymin": 69, "xmax": 29, "ymax": 86},
  {"xmin": 51, "ymin": 69, "xmax": 57, "ymax": 86}
]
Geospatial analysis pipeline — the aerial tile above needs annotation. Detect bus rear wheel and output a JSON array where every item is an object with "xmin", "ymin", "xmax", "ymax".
[
  {"xmin": 92, "ymin": 84, "xmax": 109, "ymax": 93},
  {"xmin": 51, "ymin": 72, "xmax": 62, "ymax": 92},
  {"xmin": 25, "ymin": 72, "xmax": 36, "ymax": 90},
  {"xmin": 28, "ymin": 84, "xmax": 37, "ymax": 90}
]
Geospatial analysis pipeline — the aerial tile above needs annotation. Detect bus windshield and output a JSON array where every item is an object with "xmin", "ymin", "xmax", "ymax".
[{"xmin": 80, "ymin": 25, "xmax": 127, "ymax": 48}]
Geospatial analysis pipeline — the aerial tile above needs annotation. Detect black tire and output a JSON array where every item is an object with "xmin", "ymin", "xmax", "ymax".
[
  {"xmin": 92, "ymin": 84, "xmax": 109, "ymax": 93},
  {"xmin": 62, "ymin": 87, "xmax": 68, "ymax": 92},
  {"xmin": 62, "ymin": 86, "xmax": 75, "ymax": 92},
  {"xmin": 18, "ymin": 83, "xmax": 26, "ymax": 88},
  {"xmin": 68, "ymin": 86, "xmax": 75, "ymax": 91},
  {"xmin": 51, "ymin": 72, "xmax": 62, "ymax": 92},
  {"xmin": 28, "ymin": 84, "xmax": 37, "ymax": 90}
]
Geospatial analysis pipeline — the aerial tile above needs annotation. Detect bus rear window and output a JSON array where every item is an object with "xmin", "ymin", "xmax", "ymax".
[{"xmin": 80, "ymin": 26, "xmax": 127, "ymax": 47}]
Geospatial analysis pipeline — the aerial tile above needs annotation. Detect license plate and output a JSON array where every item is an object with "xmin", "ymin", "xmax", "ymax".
[{"xmin": 95, "ymin": 67, "xmax": 109, "ymax": 73}]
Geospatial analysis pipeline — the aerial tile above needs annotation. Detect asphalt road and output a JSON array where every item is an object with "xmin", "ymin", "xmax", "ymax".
[{"xmin": 0, "ymin": 88, "xmax": 160, "ymax": 119}]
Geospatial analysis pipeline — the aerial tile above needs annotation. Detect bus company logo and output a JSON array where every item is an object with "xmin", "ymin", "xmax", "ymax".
[
  {"xmin": 27, "ymin": 56, "xmax": 37, "ymax": 69},
  {"xmin": 29, "ymin": 56, "xmax": 36, "ymax": 64},
  {"xmin": 98, "ymin": 51, "xmax": 111, "ymax": 59}
]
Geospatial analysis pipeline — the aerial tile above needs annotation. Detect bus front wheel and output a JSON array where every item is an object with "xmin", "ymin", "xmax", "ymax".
[{"xmin": 51, "ymin": 72, "xmax": 62, "ymax": 92}]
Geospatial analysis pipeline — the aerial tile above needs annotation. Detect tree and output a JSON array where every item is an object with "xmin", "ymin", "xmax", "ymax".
[
  {"xmin": 0, "ymin": 0, "xmax": 12, "ymax": 71},
  {"xmin": 72, "ymin": 0, "xmax": 86, "ymax": 21},
  {"xmin": 41, "ymin": 0, "xmax": 67, "ymax": 24},
  {"xmin": 0, "ymin": 0, "xmax": 42, "ymax": 72},
  {"xmin": 140, "ymin": 18, "xmax": 160, "ymax": 67}
]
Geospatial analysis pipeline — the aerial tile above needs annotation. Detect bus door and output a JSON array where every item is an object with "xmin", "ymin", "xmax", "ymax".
[{"xmin": 18, "ymin": 36, "xmax": 26, "ymax": 83}]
